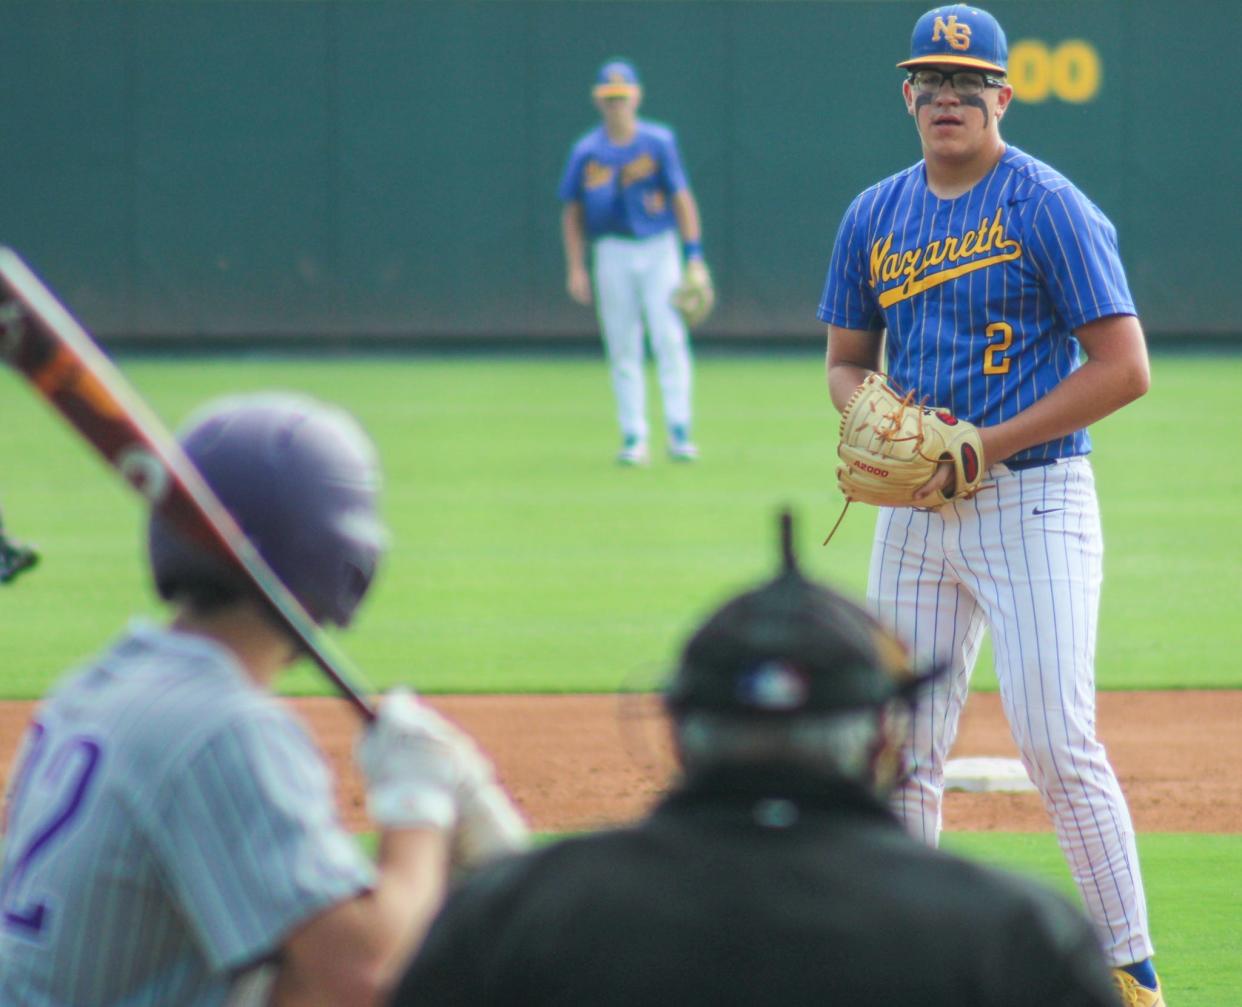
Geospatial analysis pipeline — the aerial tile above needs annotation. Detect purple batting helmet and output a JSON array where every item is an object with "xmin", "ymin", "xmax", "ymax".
[{"xmin": 148, "ymin": 392, "xmax": 388, "ymax": 627}]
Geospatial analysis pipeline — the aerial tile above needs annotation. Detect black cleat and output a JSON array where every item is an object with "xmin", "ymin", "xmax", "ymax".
[{"xmin": 0, "ymin": 537, "xmax": 39, "ymax": 584}]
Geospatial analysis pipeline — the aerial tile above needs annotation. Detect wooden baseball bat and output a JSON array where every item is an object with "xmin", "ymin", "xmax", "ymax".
[{"xmin": 0, "ymin": 247, "xmax": 377, "ymax": 721}]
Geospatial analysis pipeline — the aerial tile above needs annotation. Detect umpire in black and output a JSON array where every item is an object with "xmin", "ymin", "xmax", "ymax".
[{"xmin": 392, "ymin": 513, "xmax": 1120, "ymax": 1006}]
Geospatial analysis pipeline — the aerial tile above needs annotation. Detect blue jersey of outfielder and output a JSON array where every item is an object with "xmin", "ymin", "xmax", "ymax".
[
  {"xmin": 558, "ymin": 120, "xmax": 689, "ymax": 240},
  {"xmin": 0, "ymin": 621, "xmax": 373, "ymax": 1006},
  {"xmin": 818, "ymin": 145, "xmax": 1135, "ymax": 464}
]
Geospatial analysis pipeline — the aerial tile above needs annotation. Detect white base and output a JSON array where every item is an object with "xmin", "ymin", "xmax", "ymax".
[{"xmin": 943, "ymin": 756, "xmax": 1037, "ymax": 793}]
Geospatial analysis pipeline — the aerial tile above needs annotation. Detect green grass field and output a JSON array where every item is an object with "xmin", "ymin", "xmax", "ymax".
[
  {"xmin": 945, "ymin": 832, "xmax": 1240, "ymax": 1004},
  {"xmin": 2, "ymin": 349, "xmax": 1238, "ymax": 1003},
  {"xmin": 2, "ymin": 350, "xmax": 1239, "ymax": 696}
]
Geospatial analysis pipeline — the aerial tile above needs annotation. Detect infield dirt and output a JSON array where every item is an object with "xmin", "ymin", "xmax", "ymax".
[{"xmin": 1, "ymin": 692, "xmax": 1237, "ymax": 834}]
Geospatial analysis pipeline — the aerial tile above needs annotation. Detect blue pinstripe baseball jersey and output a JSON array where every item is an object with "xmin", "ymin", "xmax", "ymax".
[
  {"xmin": 818, "ymin": 145, "xmax": 1135, "ymax": 464},
  {"xmin": 558, "ymin": 121, "xmax": 689, "ymax": 240},
  {"xmin": 0, "ymin": 620, "xmax": 373, "ymax": 1006}
]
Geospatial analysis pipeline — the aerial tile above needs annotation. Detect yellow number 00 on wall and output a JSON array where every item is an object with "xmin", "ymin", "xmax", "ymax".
[{"xmin": 1008, "ymin": 39, "xmax": 1101, "ymax": 104}]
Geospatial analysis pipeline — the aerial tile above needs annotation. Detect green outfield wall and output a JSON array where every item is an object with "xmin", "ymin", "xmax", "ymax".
[{"xmin": 2, "ymin": 1, "xmax": 1236, "ymax": 344}]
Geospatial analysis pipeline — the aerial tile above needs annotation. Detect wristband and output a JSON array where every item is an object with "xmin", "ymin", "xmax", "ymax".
[
  {"xmin": 682, "ymin": 240, "xmax": 704, "ymax": 261},
  {"xmin": 367, "ymin": 784, "xmax": 457, "ymax": 831}
]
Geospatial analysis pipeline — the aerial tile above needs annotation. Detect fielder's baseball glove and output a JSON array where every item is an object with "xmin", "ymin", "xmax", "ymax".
[
  {"xmin": 836, "ymin": 373, "xmax": 985, "ymax": 508},
  {"xmin": 672, "ymin": 259, "xmax": 715, "ymax": 328}
]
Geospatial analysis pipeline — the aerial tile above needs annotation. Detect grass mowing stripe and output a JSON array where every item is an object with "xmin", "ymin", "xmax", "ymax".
[{"xmin": 1, "ymin": 353, "xmax": 1239, "ymax": 696}]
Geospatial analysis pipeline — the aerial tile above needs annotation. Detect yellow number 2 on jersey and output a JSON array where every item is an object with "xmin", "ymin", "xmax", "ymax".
[{"xmin": 983, "ymin": 321, "xmax": 1013, "ymax": 375}]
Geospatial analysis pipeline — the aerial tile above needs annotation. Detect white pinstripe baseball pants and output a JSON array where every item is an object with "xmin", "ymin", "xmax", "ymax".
[
  {"xmin": 592, "ymin": 231, "xmax": 693, "ymax": 442},
  {"xmin": 868, "ymin": 458, "xmax": 1153, "ymax": 966}
]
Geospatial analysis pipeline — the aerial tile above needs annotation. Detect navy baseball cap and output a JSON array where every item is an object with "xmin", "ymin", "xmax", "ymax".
[
  {"xmin": 898, "ymin": 5, "xmax": 1008, "ymax": 75},
  {"xmin": 592, "ymin": 59, "xmax": 641, "ymax": 97}
]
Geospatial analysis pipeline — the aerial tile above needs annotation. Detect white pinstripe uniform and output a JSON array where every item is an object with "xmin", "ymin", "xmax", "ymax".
[
  {"xmin": 0, "ymin": 620, "xmax": 373, "ymax": 1006},
  {"xmin": 818, "ymin": 146, "xmax": 1153, "ymax": 966}
]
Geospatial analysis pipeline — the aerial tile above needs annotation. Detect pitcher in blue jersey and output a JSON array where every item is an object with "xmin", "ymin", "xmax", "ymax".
[
  {"xmin": 0, "ymin": 393, "xmax": 526, "ymax": 1006},
  {"xmin": 559, "ymin": 59, "xmax": 709, "ymax": 465},
  {"xmin": 818, "ymin": 7, "xmax": 1165, "ymax": 1004}
]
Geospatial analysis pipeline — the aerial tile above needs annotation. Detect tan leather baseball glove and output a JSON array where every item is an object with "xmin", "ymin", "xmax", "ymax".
[
  {"xmin": 672, "ymin": 259, "xmax": 715, "ymax": 328},
  {"xmin": 836, "ymin": 373, "xmax": 985, "ymax": 508}
]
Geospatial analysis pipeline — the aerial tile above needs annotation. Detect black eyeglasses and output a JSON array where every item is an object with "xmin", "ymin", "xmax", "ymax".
[{"xmin": 907, "ymin": 69, "xmax": 1005, "ymax": 97}]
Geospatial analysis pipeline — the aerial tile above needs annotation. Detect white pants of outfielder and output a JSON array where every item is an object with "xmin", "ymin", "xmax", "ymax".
[
  {"xmin": 592, "ymin": 230, "xmax": 692, "ymax": 443},
  {"xmin": 868, "ymin": 458, "xmax": 1153, "ymax": 967}
]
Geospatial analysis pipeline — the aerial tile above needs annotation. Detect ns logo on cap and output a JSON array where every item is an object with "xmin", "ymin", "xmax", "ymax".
[{"xmin": 932, "ymin": 14, "xmax": 972, "ymax": 51}]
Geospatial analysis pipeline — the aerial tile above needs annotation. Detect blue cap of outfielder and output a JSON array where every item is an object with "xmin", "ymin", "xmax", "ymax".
[
  {"xmin": 593, "ymin": 59, "xmax": 641, "ymax": 97},
  {"xmin": 897, "ymin": 5, "xmax": 1008, "ymax": 75}
]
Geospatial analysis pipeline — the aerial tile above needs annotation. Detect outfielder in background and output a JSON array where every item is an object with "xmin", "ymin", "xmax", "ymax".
[
  {"xmin": 559, "ymin": 58, "xmax": 714, "ymax": 466},
  {"xmin": 0, "ymin": 505, "xmax": 38, "ymax": 584},
  {"xmin": 818, "ymin": 5, "xmax": 1165, "ymax": 1004},
  {"xmin": 392, "ymin": 512, "xmax": 1120, "ymax": 1006},
  {"xmin": 0, "ymin": 393, "xmax": 526, "ymax": 1006}
]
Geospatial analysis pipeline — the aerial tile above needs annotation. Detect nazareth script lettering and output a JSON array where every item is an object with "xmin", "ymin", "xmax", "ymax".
[{"xmin": 870, "ymin": 207, "xmax": 1022, "ymax": 308}]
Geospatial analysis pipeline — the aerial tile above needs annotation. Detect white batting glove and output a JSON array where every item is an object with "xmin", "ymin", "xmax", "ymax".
[
  {"xmin": 452, "ymin": 778, "xmax": 530, "ymax": 868},
  {"xmin": 355, "ymin": 689, "xmax": 531, "ymax": 865},
  {"xmin": 430, "ymin": 705, "xmax": 530, "ymax": 867},
  {"xmin": 355, "ymin": 688, "xmax": 477, "ymax": 831}
]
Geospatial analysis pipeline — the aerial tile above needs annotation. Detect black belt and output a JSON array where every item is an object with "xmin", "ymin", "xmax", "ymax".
[{"xmin": 1006, "ymin": 457, "xmax": 1058, "ymax": 470}]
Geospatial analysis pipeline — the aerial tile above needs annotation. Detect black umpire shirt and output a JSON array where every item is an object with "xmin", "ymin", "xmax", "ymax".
[{"xmin": 393, "ymin": 763, "xmax": 1119, "ymax": 1006}]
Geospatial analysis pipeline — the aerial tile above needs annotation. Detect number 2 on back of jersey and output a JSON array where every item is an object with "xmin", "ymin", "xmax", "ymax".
[{"xmin": 0, "ymin": 724, "xmax": 103, "ymax": 937}]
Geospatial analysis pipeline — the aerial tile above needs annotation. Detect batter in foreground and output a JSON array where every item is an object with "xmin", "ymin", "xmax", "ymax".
[{"xmin": 0, "ymin": 394, "xmax": 525, "ymax": 1006}]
